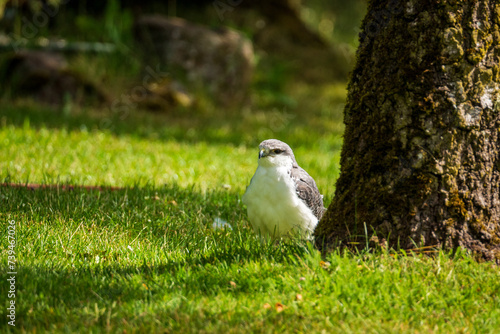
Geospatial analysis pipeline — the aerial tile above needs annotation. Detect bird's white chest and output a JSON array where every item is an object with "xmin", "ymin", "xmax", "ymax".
[{"xmin": 242, "ymin": 165, "xmax": 317, "ymax": 239}]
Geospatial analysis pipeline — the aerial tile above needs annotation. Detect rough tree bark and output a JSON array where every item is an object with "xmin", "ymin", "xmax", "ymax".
[{"xmin": 315, "ymin": 0, "xmax": 500, "ymax": 263}]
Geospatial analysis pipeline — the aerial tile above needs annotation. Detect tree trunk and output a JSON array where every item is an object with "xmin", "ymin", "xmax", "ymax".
[{"xmin": 315, "ymin": 0, "xmax": 500, "ymax": 263}]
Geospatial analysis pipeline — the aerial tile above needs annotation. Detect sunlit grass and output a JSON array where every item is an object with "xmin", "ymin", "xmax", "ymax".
[
  {"xmin": 0, "ymin": 122, "xmax": 340, "ymax": 195},
  {"xmin": 1, "ymin": 123, "xmax": 256, "ymax": 190},
  {"xmin": 0, "ymin": 85, "xmax": 344, "ymax": 195}
]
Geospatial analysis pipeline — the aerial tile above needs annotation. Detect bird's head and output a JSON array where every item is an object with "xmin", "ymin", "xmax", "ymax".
[{"xmin": 257, "ymin": 139, "xmax": 296, "ymax": 167}]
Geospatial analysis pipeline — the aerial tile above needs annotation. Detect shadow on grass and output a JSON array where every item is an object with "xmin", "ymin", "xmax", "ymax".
[
  {"xmin": 1, "ymin": 184, "xmax": 312, "ymax": 324},
  {"xmin": 1, "ymin": 89, "xmax": 346, "ymax": 151},
  {"xmin": 1, "ymin": 101, "xmax": 257, "ymax": 146}
]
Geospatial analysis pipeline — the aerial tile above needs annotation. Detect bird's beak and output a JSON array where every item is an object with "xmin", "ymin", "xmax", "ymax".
[{"xmin": 259, "ymin": 148, "xmax": 266, "ymax": 159}]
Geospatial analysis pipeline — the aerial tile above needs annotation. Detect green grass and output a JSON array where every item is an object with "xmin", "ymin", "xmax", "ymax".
[
  {"xmin": 0, "ymin": 100, "xmax": 342, "ymax": 194},
  {"xmin": 1, "ymin": 185, "xmax": 500, "ymax": 333},
  {"xmin": 1, "ymin": 103, "xmax": 500, "ymax": 333}
]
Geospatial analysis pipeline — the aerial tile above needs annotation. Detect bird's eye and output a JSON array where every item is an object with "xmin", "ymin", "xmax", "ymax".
[{"xmin": 273, "ymin": 149, "xmax": 282, "ymax": 154}]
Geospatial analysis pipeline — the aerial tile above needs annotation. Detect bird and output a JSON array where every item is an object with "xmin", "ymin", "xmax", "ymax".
[{"xmin": 242, "ymin": 139, "xmax": 325, "ymax": 240}]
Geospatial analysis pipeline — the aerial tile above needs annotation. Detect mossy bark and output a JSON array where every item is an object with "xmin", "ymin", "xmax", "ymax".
[{"xmin": 315, "ymin": 0, "xmax": 500, "ymax": 263}]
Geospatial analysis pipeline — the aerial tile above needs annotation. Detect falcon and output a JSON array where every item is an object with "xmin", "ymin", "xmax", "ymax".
[{"xmin": 242, "ymin": 139, "xmax": 325, "ymax": 240}]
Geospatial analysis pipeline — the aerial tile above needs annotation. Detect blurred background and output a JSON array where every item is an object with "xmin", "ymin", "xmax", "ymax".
[{"xmin": 0, "ymin": 0, "xmax": 367, "ymax": 192}]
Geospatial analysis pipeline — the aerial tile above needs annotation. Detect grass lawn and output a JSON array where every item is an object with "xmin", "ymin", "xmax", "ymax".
[{"xmin": 1, "ymin": 99, "xmax": 500, "ymax": 333}]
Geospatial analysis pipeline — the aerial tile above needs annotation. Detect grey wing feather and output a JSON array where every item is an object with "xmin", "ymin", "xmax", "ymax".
[{"xmin": 290, "ymin": 165, "xmax": 325, "ymax": 220}]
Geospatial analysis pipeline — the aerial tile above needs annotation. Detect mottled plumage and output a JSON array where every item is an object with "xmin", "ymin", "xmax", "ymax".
[{"xmin": 242, "ymin": 139, "xmax": 325, "ymax": 239}]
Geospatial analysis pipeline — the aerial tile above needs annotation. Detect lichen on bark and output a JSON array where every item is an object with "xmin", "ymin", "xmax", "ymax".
[{"xmin": 315, "ymin": 0, "xmax": 500, "ymax": 263}]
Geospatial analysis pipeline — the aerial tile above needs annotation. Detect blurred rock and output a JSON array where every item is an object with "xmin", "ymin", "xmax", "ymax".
[
  {"xmin": 134, "ymin": 15, "xmax": 254, "ymax": 108},
  {"xmin": 137, "ymin": 77, "xmax": 194, "ymax": 111},
  {"xmin": 1, "ymin": 50, "xmax": 107, "ymax": 106}
]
